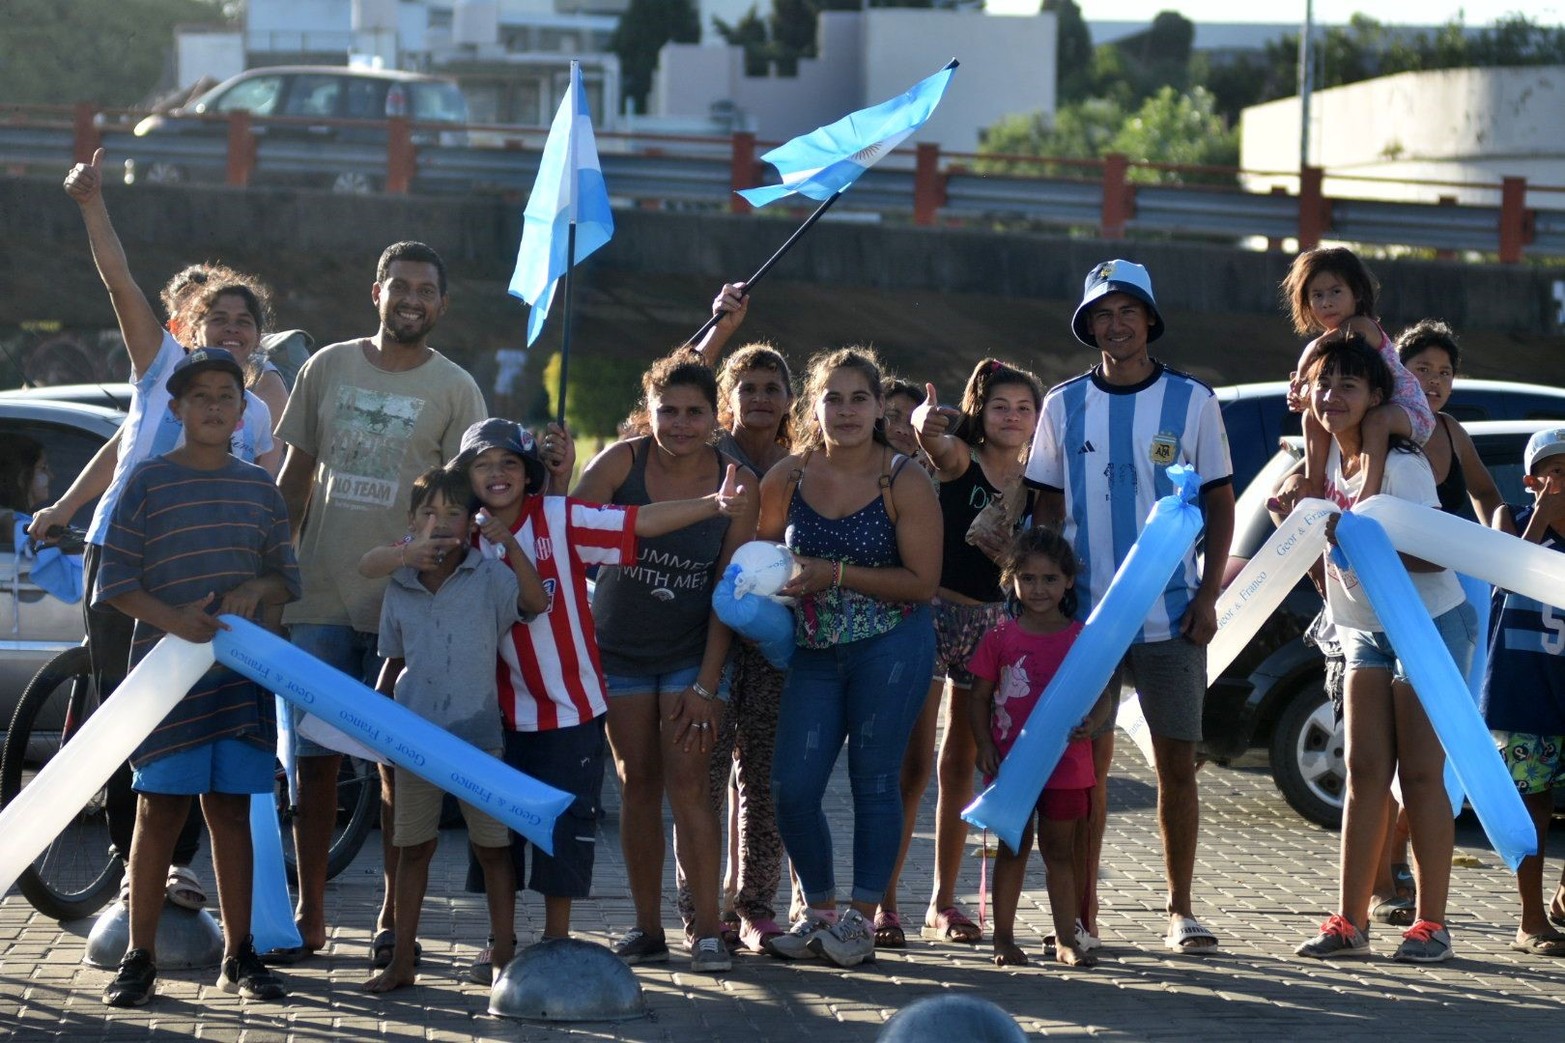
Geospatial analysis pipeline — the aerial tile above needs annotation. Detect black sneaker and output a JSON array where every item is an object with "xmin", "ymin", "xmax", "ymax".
[
  {"xmin": 217, "ymin": 935, "xmax": 287, "ymax": 1001},
  {"xmin": 103, "ymin": 948, "xmax": 156, "ymax": 1007}
]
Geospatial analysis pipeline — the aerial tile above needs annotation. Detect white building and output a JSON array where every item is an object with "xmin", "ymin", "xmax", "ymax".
[
  {"xmin": 649, "ymin": 9, "xmax": 1056, "ymax": 154},
  {"xmin": 1239, "ymin": 65, "xmax": 1565, "ymax": 208}
]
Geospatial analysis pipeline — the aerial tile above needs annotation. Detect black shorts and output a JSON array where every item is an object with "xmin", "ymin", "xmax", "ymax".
[{"xmin": 467, "ymin": 716, "xmax": 607, "ymax": 899}]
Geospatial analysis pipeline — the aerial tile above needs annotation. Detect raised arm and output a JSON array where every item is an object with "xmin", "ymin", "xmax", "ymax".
[
  {"xmin": 692, "ymin": 282, "xmax": 749, "ymax": 369},
  {"xmin": 910, "ymin": 382, "xmax": 970, "ymax": 478},
  {"xmin": 64, "ymin": 149, "xmax": 166, "ymax": 375}
]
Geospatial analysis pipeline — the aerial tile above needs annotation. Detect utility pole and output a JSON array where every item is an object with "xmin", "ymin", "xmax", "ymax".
[{"xmin": 1298, "ymin": 0, "xmax": 1314, "ymax": 170}]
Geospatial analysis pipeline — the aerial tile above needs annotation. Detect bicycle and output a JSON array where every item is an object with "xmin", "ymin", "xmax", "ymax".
[{"xmin": 0, "ymin": 527, "xmax": 379, "ymax": 919}]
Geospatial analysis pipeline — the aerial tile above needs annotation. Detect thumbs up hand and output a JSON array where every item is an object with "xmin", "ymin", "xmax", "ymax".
[
  {"xmin": 714, "ymin": 463, "xmax": 752, "ymax": 518},
  {"xmin": 912, "ymin": 382, "xmax": 958, "ymax": 441},
  {"xmin": 64, "ymin": 147, "xmax": 105, "ymax": 204}
]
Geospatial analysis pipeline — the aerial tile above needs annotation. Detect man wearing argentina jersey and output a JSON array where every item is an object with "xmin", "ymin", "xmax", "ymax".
[
  {"xmin": 1482, "ymin": 427, "xmax": 1565, "ymax": 957},
  {"xmin": 1024, "ymin": 259, "xmax": 1234, "ymax": 954}
]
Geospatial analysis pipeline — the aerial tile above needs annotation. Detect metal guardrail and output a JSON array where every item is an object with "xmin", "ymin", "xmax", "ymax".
[{"xmin": 4, "ymin": 103, "xmax": 1563, "ymax": 262}]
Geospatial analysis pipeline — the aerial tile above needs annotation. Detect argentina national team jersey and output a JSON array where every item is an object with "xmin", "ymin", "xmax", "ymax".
[
  {"xmin": 1024, "ymin": 362, "xmax": 1231, "ymax": 644},
  {"xmin": 1481, "ymin": 506, "xmax": 1565, "ymax": 734}
]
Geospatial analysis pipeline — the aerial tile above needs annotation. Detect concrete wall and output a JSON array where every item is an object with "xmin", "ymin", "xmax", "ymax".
[
  {"xmin": 1240, "ymin": 66, "xmax": 1565, "ymax": 208},
  {"xmin": 653, "ymin": 10, "xmax": 1054, "ymax": 154},
  {"xmin": 7, "ymin": 177, "xmax": 1559, "ymax": 337}
]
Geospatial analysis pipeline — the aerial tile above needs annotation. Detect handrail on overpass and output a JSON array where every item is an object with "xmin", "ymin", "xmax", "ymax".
[{"xmin": 2, "ymin": 101, "xmax": 1560, "ymax": 264}]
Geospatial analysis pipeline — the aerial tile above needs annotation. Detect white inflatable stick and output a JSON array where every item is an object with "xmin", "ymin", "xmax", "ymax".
[{"xmin": 0, "ymin": 636, "xmax": 216, "ymax": 897}]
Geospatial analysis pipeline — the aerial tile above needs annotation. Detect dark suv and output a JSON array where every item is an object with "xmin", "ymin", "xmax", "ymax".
[
  {"xmin": 1205, "ymin": 419, "xmax": 1555, "ymax": 827},
  {"xmin": 123, "ymin": 66, "xmax": 470, "ymax": 193}
]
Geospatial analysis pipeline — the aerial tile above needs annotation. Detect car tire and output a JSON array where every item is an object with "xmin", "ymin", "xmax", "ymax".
[{"xmin": 1269, "ymin": 679, "xmax": 1346, "ymax": 829}]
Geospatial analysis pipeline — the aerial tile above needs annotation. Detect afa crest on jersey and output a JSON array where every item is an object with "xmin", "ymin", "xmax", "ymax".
[{"xmin": 1149, "ymin": 432, "xmax": 1180, "ymax": 467}]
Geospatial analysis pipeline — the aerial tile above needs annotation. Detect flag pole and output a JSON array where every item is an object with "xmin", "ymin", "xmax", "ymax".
[
  {"xmin": 557, "ymin": 221, "xmax": 577, "ymax": 426},
  {"xmin": 680, "ymin": 190, "xmax": 843, "ymax": 349}
]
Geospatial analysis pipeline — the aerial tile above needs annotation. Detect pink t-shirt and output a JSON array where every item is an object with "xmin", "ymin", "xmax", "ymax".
[{"xmin": 967, "ymin": 619, "xmax": 1094, "ymax": 790}]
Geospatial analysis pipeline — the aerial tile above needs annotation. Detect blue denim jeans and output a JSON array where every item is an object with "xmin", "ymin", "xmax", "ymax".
[{"xmin": 771, "ymin": 605, "xmax": 934, "ymax": 907}]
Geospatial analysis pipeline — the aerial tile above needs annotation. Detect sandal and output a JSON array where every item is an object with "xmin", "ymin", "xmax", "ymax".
[
  {"xmin": 873, "ymin": 910, "xmax": 907, "ymax": 948},
  {"xmin": 720, "ymin": 911, "xmax": 743, "ymax": 951},
  {"xmin": 1511, "ymin": 932, "xmax": 1565, "ymax": 957},
  {"xmin": 1391, "ymin": 862, "xmax": 1416, "ymax": 900},
  {"xmin": 921, "ymin": 906, "xmax": 982, "ymax": 944},
  {"xmin": 370, "ymin": 929, "xmax": 422, "ymax": 969},
  {"xmin": 468, "ymin": 934, "xmax": 517, "ymax": 983},
  {"xmin": 1371, "ymin": 895, "xmax": 1415, "ymax": 927},
  {"xmin": 165, "ymin": 865, "xmax": 207, "ymax": 910},
  {"xmin": 1164, "ymin": 915, "xmax": 1218, "ymax": 953}
]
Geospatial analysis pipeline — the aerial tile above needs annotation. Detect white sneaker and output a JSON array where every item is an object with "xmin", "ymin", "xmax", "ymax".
[
  {"xmin": 807, "ymin": 908, "xmax": 875, "ymax": 968},
  {"xmin": 690, "ymin": 936, "xmax": 732, "ymax": 973},
  {"xmin": 764, "ymin": 914, "xmax": 829, "ymax": 960}
]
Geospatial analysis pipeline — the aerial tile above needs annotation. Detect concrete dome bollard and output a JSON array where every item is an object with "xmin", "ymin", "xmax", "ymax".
[{"xmin": 489, "ymin": 937, "xmax": 646, "ymax": 1022}]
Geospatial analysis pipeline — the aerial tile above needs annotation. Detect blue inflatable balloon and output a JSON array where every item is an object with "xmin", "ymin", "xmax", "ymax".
[
  {"xmin": 712, "ymin": 564, "xmax": 795, "ymax": 670},
  {"xmin": 249, "ymin": 793, "xmax": 302, "ymax": 954},
  {"xmin": 212, "ymin": 616, "xmax": 574, "ymax": 855},
  {"xmin": 1333, "ymin": 513, "xmax": 1534, "ymax": 870},
  {"xmin": 963, "ymin": 465, "xmax": 1206, "ymax": 855}
]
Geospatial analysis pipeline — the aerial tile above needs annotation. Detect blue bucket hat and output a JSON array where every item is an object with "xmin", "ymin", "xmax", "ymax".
[{"xmin": 1071, "ymin": 259, "xmax": 1166, "ymax": 348}]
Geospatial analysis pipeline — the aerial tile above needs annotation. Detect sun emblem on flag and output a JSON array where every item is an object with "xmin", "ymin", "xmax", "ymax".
[{"xmin": 852, "ymin": 141, "xmax": 887, "ymax": 165}]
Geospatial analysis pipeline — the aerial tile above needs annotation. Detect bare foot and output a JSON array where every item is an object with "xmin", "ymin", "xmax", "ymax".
[
  {"xmin": 1055, "ymin": 943, "xmax": 1097, "ymax": 968},
  {"xmin": 992, "ymin": 939, "xmax": 1028, "ymax": 966},
  {"xmin": 363, "ymin": 962, "xmax": 417, "ymax": 993}
]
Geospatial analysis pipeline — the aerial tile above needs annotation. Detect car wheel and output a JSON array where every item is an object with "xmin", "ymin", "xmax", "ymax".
[
  {"xmin": 330, "ymin": 171, "xmax": 376, "ymax": 195},
  {"xmin": 1270, "ymin": 681, "xmax": 1345, "ymax": 828}
]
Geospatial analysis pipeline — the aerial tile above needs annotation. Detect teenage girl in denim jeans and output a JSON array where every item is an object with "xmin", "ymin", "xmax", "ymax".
[{"xmin": 755, "ymin": 347, "xmax": 941, "ymax": 969}]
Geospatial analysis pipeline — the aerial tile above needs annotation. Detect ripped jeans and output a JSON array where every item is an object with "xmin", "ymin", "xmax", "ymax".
[{"xmin": 772, "ymin": 605, "xmax": 934, "ymax": 908}]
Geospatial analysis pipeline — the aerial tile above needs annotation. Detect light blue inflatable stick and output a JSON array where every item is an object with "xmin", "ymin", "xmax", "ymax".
[
  {"xmin": 249, "ymin": 793, "xmax": 302, "ymax": 954},
  {"xmin": 712, "ymin": 564, "xmax": 795, "ymax": 671},
  {"xmin": 1437, "ymin": 573, "xmax": 1493, "ymax": 816},
  {"xmin": 1333, "ymin": 513, "xmax": 1534, "ymax": 870},
  {"xmin": 276, "ymin": 694, "xmax": 299, "ymax": 808},
  {"xmin": 962, "ymin": 465, "xmax": 1206, "ymax": 855},
  {"xmin": 212, "ymin": 617, "xmax": 574, "ymax": 854}
]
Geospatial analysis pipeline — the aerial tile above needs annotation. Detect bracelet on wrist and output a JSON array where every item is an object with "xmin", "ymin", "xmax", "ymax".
[
  {"xmin": 691, "ymin": 680, "xmax": 716, "ymax": 702},
  {"xmin": 832, "ymin": 560, "xmax": 844, "ymax": 588}
]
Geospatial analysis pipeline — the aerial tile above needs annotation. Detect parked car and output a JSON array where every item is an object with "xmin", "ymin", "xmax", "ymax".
[
  {"xmin": 0, "ymin": 384, "xmax": 133, "ymax": 412},
  {"xmin": 1204, "ymin": 419, "xmax": 1551, "ymax": 827},
  {"xmin": 1217, "ymin": 378, "xmax": 1565, "ymax": 496},
  {"xmin": 0, "ymin": 400, "xmax": 123, "ymax": 731},
  {"xmin": 123, "ymin": 65, "xmax": 471, "ymax": 194}
]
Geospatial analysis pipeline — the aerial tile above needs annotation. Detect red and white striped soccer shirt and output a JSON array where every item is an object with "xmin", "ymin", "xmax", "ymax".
[{"xmin": 478, "ymin": 495, "xmax": 638, "ymax": 732}]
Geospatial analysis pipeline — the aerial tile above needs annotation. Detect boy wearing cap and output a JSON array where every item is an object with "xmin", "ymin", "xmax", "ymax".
[
  {"xmin": 1023, "ymin": 259, "xmax": 1234, "ymax": 953},
  {"xmin": 1484, "ymin": 427, "xmax": 1565, "ymax": 957},
  {"xmin": 95, "ymin": 348, "xmax": 301, "ymax": 1006},
  {"xmin": 423, "ymin": 418, "xmax": 748, "ymax": 955}
]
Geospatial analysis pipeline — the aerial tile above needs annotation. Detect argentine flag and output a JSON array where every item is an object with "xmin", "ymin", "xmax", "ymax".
[
  {"xmin": 509, "ymin": 61, "xmax": 614, "ymax": 346},
  {"xmin": 739, "ymin": 59, "xmax": 958, "ymax": 208}
]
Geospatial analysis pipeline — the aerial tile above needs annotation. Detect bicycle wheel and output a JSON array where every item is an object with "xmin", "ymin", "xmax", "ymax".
[
  {"xmin": 0, "ymin": 645, "xmax": 123, "ymax": 920},
  {"xmin": 278, "ymin": 753, "xmax": 380, "ymax": 886}
]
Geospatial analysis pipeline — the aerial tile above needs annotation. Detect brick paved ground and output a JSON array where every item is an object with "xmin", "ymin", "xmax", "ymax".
[{"xmin": 4, "ymin": 744, "xmax": 1564, "ymax": 1041}]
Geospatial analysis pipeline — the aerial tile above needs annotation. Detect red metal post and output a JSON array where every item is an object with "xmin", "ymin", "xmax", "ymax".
[
  {"xmin": 729, "ymin": 131, "xmax": 756, "ymax": 215},
  {"xmin": 386, "ymin": 116, "xmax": 414, "ymax": 195},
  {"xmin": 1499, "ymin": 176, "xmax": 1529, "ymax": 264},
  {"xmin": 1435, "ymin": 195, "xmax": 1458, "ymax": 261},
  {"xmin": 1297, "ymin": 166, "xmax": 1326, "ymax": 250},
  {"xmin": 1100, "ymin": 153, "xmax": 1129, "ymax": 239},
  {"xmin": 225, "ymin": 111, "xmax": 254, "ymax": 187},
  {"xmin": 913, "ymin": 142, "xmax": 943, "ymax": 226},
  {"xmin": 72, "ymin": 103, "xmax": 101, "ymax": 163}
]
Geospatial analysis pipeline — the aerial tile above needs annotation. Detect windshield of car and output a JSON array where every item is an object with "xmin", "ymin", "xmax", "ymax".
[
  {"xmin": 411, "ymin": 82, "xmax": 468, "ymax": 123},
  {"xmin": 203, "ymin": 76, "xmax": 283, "ymax": 116}
]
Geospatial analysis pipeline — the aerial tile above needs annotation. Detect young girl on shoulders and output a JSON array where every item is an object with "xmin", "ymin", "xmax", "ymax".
[
  {"xmin": 1282, "ymin": 247, "xmax": 1433, "ymax": 503},
  {"xmin": 967, "ymin": 527, "xmax": 1111, "ymax": 969}
]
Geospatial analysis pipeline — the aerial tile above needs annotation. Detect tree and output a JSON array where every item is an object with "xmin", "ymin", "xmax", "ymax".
[
  {"xmin": 714, "ymin": 6, "xmax": 771, "ymax": 76},
  {"xmin": 769, "ymin": 0, "xmax": 818, "ymax": 76},
  {"xmin": 611, "ymin": 0, "xmax": 700, "ymax": 113},
  {"xmin": 1044, "ymin": 0, "xmax": 1093, "ymax": 105},
  {"xmin": 0, "ymin": 0, "xmax": 231, "ymax": 107}
]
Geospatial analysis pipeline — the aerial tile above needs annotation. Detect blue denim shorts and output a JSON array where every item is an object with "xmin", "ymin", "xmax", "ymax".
[
  {"xmin": 1340, "ymin": 602, "xmax": 1477, "ymax": 685},
  {"xmin": 602, "ymin": 663, "xmax": 731, "ymax": 703},
  {"xmin": 133, "ymin": 737, "xmax": 274, "ymax": 796}
]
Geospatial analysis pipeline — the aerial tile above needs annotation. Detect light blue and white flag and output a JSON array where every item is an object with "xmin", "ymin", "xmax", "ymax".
[
  {"xmin": 509, "ymin": 61, "xmax": 614, "ymax": 346},
  {"xmin": 738, "ymin": 59, "xmax": 958, "ymax": 208}
]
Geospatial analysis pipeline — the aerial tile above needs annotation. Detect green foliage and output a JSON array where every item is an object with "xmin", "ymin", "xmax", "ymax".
[
  {"xmin": 542, "ymin": 351, "xmax": 644, "ymax": 438},
  {"xmin": 979, "ymin": 87, "xmax": 1235, "ymax": 186},
  {"xmin": 611, "ymin": 0, "xmax": 700, "ymax": 112},
  {"xmin": 0, "ymin": 0, "xmax": 231, "ymax": 107},
  {"xmin": 1043, "ymin": 0, "xmax": 1093, "ymax": 105},
  {"xmin": 713, "ymin": 6, "xmax": 770, "ymax": 76}
]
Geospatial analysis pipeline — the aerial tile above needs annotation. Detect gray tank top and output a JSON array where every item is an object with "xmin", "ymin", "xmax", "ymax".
[{"xmin": 592, "ymin": 437, "xmax": 731, "ymax": 675}]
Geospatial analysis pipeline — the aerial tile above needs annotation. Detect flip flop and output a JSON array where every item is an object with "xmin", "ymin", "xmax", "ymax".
[
  {"xmin": 873, "ymin": 910, "xmax": 907, "ymax": 948},
  {"xmin": 260, "ymin": 945, "xmax": 318, "ymax": 966},
  {"xmin": 1164, "ymin": 915, "xmax": 1218, "ymax": 953},
  {"xmin": 1510, "ymin": 932, "xmax": 1565, "ymax": 957},
  {"xmin": 370, "ymin": 929, "xmax": 422, "ymax": 969},
  {"xmin": 921, "ymin": 906, "xmax": 982, "ymax": 944},
  {"xmin": 165, "ymin": 865, "xmax": 207, "ymax": 911},
  {"xmin": 1371, "ymin": 896, "xmax": 1415, "ymax": 926}
]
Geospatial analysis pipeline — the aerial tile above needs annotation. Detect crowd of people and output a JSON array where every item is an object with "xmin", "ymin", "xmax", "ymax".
[{"xmin": 23, "ymin": 150, "xmax": 1565, "ymax": 1010}]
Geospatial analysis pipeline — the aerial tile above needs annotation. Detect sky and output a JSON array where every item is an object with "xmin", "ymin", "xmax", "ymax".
[{"xmin": 983, "ymin": 0, "xmax": 1563, "ymax": 24}]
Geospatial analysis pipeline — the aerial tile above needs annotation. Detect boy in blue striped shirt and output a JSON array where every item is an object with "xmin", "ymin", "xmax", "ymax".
[{"xmin": 95, "ymin": 348, "xmax": 300, "ymax": 1006}]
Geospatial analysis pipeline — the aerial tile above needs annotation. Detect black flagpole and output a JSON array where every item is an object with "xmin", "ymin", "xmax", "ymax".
[
  {"xmin": 680, "ymin": 190, "xmax": 843, "ymax": 349},
  {"xmin": 558, "ymin": 220, "xmax": 577, "ymax": 426}
]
